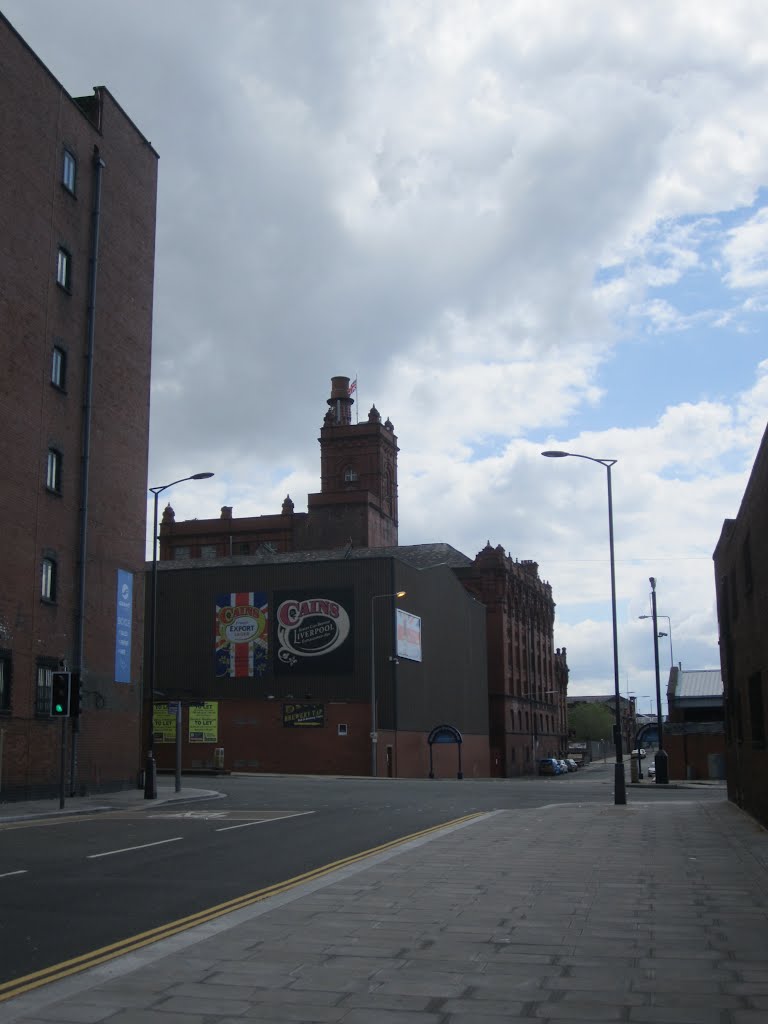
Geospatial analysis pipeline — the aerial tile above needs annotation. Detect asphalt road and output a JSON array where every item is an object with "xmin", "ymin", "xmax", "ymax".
[{"xmin": 0, "ymin": 765, "xmax": 722, "ymax": 986}]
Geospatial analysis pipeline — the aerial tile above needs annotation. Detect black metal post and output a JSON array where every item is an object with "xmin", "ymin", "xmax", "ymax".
[
  {"xmin": 605, "ymin": 462, "xmax": 627, "ymax": 804},
  {"xmin": 144, "ymin": 488, "xmax": 160, "ymax": 799},
  {"xmin": 541, "ymin": 450, "xmax": 626, "ymax": 805},
  {"xmin": 650, "ymin": 578, "xmax": 669, "ymax": 784}
]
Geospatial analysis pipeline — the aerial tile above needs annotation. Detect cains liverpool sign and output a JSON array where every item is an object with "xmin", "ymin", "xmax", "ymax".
[{"xmin": 274, "ymin": 589, "xmax": 354, "ymax": 675}]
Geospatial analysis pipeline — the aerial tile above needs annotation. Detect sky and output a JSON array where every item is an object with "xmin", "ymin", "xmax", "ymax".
[{"xmin": 7, "ymin": 0, "xmax": 768, "ymax": 715}]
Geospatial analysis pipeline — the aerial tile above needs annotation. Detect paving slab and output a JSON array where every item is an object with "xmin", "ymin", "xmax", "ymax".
[{"xmin": 0, "ymin": 797, "xmax": 766, "ymax": 1024}]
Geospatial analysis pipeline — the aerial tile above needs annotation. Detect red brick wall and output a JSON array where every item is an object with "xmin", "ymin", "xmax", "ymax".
[{"xmin": 0, "ymin": 18, "xmax": 156, "ymax": 798}]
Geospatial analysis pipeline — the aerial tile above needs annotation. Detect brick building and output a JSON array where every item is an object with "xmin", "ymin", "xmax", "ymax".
[
  {"xmin": 0, "ymin": 14, "xmax": 158, "ymax": 799},
  {"xmin": 148, "ymin": 546, "xmax": 490, "ymax": 779},
  {"xmin": 159, "ymin": 376, "xmax": 399, "ymax": 559},
  {"xmin": 150, "ymin": 377, "xmax": 567, "ymax": 778},
  {"xmin": 663, "ymin": 667, "xmax": 725, "ymax": 781},
  {"xmin": 714, "ymin": 419, "xmax": 768, "ymax": 827},
  {"xmin": 456, "ymin": 545, "xmax": 569, "ymax": 776}
]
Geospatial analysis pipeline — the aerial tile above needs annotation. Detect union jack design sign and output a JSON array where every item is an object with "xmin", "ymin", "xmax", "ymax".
[{"xmin": 215, "ymin": 592, "xmax": 268, "ymax": 678}]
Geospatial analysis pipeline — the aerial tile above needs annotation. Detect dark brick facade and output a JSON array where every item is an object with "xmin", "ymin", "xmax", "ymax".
[
  {"xmin": 147, "ymin": 551, "xmax": 490, "ymax": 778},
  {"xmin": 0, "ymin": 14, "xmax": 157, "ymax": 798},
  {"xmin": 714, "ymin": 420, "xmax": 768, "ymax": 827}
]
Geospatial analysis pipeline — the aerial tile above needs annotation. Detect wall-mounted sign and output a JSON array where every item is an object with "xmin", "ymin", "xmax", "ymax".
[
  {"xmin": 283, "ymin": 703, "xmax": 325, "ymax": 727},
  {"xmin": 189, "ymin": 701, "xmax": 218, "ymax": 743},
  {"xmin": 153, "ymin": 704, "xmax": 176, "ymax": 743},
  {"xmin": 115, "ymin": 569, "xmax": 133, "ymax": 683},
  {"xmin": 215, "ymin": 592, "xmax": 268, "ymax": 678},
  {"xmin": 396, "ymin": 608, "xmax": 422, "ymax": 662},
  {"xmin": 274, "ymin": 590, "xmax": 354, "ymax": 675}
]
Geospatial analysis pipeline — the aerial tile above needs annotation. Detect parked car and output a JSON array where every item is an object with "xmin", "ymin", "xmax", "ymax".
[
  {"xmin": 565, "ymin": 759, "xmax": 579, "ymax": 772},
  {"xmin": 538, "ymin": 758, "xmax": 559, "ymax": 776},
  {"xmin": 557, "ymin": 760, "xmax": 570, "ymax": 774},
  {"xmin": 647, "ymin": 763, "xmax": 656, "ymax": 778}
]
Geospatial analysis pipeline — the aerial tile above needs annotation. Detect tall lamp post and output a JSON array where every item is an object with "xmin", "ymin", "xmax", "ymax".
[
  {"xmin": 542, "ymin": 450, "xmax": 626, "ymax": 805},
  {"xmin": 145, "ymin": 472, "xmax": 214, "ymax": 799},
  {"xmin": 639, "ymin": 613, "xmax": 674, "ymax": 670},
  {"xmin": 643, "ymin": 578, "xmax": 669, "ymax": 785},
  {"xmin": 370, "ymin": 590, "xmax": 406, "ymax": 777}
]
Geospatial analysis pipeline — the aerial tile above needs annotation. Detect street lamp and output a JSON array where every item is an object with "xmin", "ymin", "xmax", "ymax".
[
  {"xmin": 370, "ymin": 590, "xmax": 406, "ymax": 778},
  {"xmin": 542, "ymin": 450, "xmax": 626, "ymax": 805},
  {"xmin": 145, "ymin": 472, "xmax": 214, "ymax": 799},
  {"xmin": 643, "ymin": 578, "xmax": 669, "ymax": 785},
  {"xmin": 639, "ymin": 613, "xmax": 673, "ymax": 669}
]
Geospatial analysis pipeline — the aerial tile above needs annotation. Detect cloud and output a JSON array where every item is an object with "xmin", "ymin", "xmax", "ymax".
[{"xmin": 5, "ymin": 0, "xmax": 768, "ymax": 706}]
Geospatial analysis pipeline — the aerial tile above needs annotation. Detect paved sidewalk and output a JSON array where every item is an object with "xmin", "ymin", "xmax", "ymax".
[
  {"xmin": 0, "ymin": 781, "xmax": 224, "ymax": 822},
  {"xmin": 2, "ymin": 795, "xmax": 767, "ymax": 1023}
]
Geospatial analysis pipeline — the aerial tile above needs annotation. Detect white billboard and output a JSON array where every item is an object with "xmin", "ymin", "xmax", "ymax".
[{"xmin": 396, "ymin": 608, "xmax": 422, "ymax": 662}]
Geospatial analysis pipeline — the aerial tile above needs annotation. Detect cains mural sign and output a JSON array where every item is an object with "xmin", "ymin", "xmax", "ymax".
[
  {"xmin": 215, "ymin": 592, "xmax": 268, "ymax": 678},
  {"xmin": 274, "ymin": 589, "xmax": 354, "ymax": 675}
]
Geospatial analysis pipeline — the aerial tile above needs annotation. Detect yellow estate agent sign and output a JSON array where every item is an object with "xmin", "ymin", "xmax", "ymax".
[
  {"xmin": 189, "ymin": 701, "xmax": 218, "ymax": 743},
  {"xmin": 153, "ymin": 705, "xmax": 177, "ymax": 743}
]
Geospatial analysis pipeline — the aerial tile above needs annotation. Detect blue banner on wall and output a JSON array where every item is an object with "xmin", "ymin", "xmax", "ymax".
[{"xmin": 115, "ymin": 569, "xmax": 133, "ymax": 683}]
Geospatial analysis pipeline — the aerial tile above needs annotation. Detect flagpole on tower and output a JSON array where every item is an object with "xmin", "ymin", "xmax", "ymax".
[{"xmin": 349, "ymin": 375, "xmax": 358, "ymax": 423}]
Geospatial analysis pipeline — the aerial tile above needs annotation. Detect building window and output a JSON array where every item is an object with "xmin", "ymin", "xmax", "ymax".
[
  {"xmin": 51, "ymin": 345, "xmax": 67, "ymax": 390},
  {"xmin": 343, "ymin": 467, "xmax": 358, "ymax": 483},
  {"xmin": 0, "ymin": 651, "xmax": 10, "ymax": 713},
  {"xmin": 337, "ymin": 723, "xmax": 348, "ymax": 736},
  {"xmin": 239, "ymin": 543, "xmax": 250, "ymax": 555},
  {"xmin": 56, "ymin": 247, "xmax": 72, "ymax": 291},
  {"xmin": 173, "ymin": 546, "xmax": 191, "ymax": 560},
  {"xmin": 749, "ymin": 673, "xmax": 765, "ymax": 750},
  {"xmin": 46, "ymin": 449, "xmax": 62, "ymax": 493},
  {"xmin": 62, "ymin": 149, "xmax": 77, "ymax": 193},
  {"xmin": 200, "ymin": 544, "xmax": 218, "ymax": 559},
  {"xmin": 41, "ymin": 557, "xmax": 57, "ymax": 602},
  {"xmin": 35, "ymin": 663, "xmax": 54, "ymax": 715}
]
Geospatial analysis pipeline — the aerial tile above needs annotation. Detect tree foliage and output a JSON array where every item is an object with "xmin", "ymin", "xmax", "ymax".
[{"xmin": 568, "ymin": 702, "xmax": 615, "ymax": 741}]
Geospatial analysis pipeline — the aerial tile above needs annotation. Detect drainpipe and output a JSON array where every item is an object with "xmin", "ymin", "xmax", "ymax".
[{"xmin": 71, "ymin": 148, "xmax": 105, "ymax": 795}]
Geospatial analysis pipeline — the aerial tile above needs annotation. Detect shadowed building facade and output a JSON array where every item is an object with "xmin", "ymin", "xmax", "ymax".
[
  {"xmin": 714, "ymin": 419, "xmax": 768, "ymax": 827},
  {"xmin": 0, "ymin": 14, "xmax": 157, "ymax": 798}
]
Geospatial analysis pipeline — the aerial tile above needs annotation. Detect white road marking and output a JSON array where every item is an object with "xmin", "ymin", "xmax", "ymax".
[
  {"xmin": 0, "ymin": 869, "xmax": 28, "ymax": 879},
  {"xmin": 215, "ymin": 810, "xmax": 315, "ymax": 832},
  {"xmin": 87, "ymin": 837, "xmax": 184, "ymax": 859}
]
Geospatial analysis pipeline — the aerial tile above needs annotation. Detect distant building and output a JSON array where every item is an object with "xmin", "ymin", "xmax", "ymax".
[
  {"xmin": 714, "ymin": 420, "xmax": 768, "ymax": 827},
  {"xmin": 664, "ymin": 668, "xmax": 725, "ymax": 781},
  {"xmin": 0, "ymin": 14, "xmax": 158, "ymax": 798},
  {"xmin": 149, "ymin": 378, "xmax": 567, "ymax": 778}
]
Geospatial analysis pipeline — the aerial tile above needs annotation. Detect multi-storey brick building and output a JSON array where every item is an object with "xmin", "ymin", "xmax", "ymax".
[
  {"xmin": 152, "ymin": 377, "xmax": 567, "ymax": 778},
  {"xmin": 0, "ymin": 14, "xmax": 158, "ymax": 798},
  {"xmin": 456, "ymin": 546, "xmax": 569, "ymax": 776},
  {"xmin": 714, "ymin": 419, "xmax": 768, "ymax": 827}
]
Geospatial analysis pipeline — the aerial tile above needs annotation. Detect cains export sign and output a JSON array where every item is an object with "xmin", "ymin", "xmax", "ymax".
[
  {"xmin": 275, "ymin": 589, "xmax": 354, "ymax": 675},
  {"xmin": 215, "ymin": 592, "xmax": 268, "ymax": 678}
]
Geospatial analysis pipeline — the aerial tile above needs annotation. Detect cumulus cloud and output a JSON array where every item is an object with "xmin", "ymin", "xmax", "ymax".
[{"xmin": 6, "ymin": 0, "xmax": 768, "ymax": 708}]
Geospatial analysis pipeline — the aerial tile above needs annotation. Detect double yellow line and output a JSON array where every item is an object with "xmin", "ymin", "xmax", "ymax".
[{"xmin": 0, "ymin": 812, "xmax": 482, "ymax": 1003}]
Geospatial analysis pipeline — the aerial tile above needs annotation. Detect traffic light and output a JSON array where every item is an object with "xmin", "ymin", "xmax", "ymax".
[{"xmin": 51, "ymin": 672, "xmax": 71, "ymax": 717}]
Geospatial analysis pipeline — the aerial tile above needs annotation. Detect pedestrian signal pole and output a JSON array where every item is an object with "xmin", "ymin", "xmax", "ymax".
[{"xmin": 51, "ymin": 671, "xmax": 71, "ymax": 808}]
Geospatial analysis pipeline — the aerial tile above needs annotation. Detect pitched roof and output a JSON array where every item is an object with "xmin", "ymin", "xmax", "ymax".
[{"xmin": 672, "ymin": 669, "xmax": 723, "ymax": 700}]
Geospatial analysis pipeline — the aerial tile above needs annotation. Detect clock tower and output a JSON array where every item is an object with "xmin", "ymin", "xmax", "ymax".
[{"xmin": 306, "ymin": 376, "xmax": 399, "ymax": 549}]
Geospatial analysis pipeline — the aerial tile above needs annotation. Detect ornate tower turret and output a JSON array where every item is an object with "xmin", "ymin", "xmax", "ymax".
[{"xmin": 307, "ymin": 375, "xmax": 399, "ymax": 549}]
